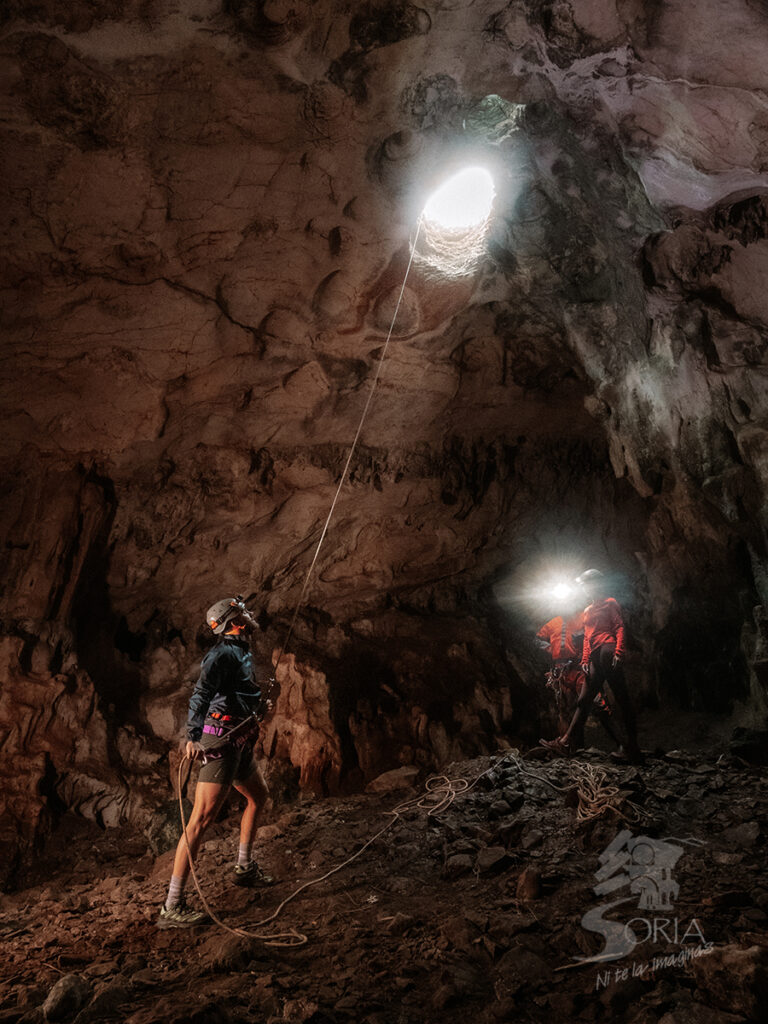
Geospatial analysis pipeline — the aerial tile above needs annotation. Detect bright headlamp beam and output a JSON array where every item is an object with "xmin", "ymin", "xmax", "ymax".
[
  {"xmin": 551, "ymin": 582, "xmax": 573, "ymax": 600},
  {"xmin": 422, "ymin": 167, "xmax": 495, "ymax": 231}
]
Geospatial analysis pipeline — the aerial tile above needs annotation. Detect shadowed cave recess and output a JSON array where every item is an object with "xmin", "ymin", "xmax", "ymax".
[{"xmin": 1, "ymin": 0, "xmax": 768, "ymax": 889}]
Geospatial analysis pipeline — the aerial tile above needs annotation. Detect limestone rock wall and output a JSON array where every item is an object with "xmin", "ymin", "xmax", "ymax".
[{"xmin": 1, "ymin": 0, "xmax": 768, "ymax": 862}]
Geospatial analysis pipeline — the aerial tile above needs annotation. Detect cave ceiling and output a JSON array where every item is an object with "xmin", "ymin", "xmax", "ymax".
[{"xmin": 1, "ymin": 0, "xmax": 768, "ymax": 849}]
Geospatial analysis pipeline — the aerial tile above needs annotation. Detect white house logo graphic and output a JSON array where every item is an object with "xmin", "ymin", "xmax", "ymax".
[{"xmin": 575, "ymin": 829, "xmax": 710, "ymax": 967}]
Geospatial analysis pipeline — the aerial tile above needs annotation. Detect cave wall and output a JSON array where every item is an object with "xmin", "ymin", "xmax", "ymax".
[{"xmin": 1, "ymin": 0, "xmax": 768, "ymax": 857}]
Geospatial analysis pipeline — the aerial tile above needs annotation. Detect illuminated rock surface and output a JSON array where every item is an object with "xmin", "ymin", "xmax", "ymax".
[{"xmin": 1, "ymin": 0, "xmax": 768, "ymax": 874}]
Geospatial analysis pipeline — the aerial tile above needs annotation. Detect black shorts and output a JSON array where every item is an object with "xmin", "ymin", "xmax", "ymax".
[{"xmin": 198, "ymin": 723, "xmax": 256, "ymax": 786}]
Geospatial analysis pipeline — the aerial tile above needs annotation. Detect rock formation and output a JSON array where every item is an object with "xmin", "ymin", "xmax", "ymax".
[{"xmin": 1, "ymin": 0, "xmax": 768, "ymax": 864}]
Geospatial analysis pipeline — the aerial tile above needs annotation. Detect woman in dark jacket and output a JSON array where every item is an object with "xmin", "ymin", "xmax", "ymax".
[{"xmin": 158, "ymin": 596, "xmax": 273, "ymax": 928}]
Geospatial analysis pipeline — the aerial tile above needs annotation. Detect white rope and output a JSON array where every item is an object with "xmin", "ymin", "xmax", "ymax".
[
  {"xmin": 203, "ymin": 215, "xmax": 425, "ymax": 753},
  {"xmin": 180, "ymin": 742, "xmax": 645, "ymax": 946},
  {"xmin": 271, "ymin": 215, "xmax": 425, "ymax": 680}
]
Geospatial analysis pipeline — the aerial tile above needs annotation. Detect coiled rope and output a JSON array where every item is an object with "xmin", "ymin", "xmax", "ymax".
[
  {"xmin": 573, "ymin": 761, "xmax": 645, "ymax": 822},
  {"xmin": 508, "ymin": 754, "xmax": 644, "ymax": 823}
]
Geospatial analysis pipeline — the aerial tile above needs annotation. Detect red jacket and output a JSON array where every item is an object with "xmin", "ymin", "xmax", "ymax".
[
  {"xmin": 582, "ymin": 598, "xmax": 625, "ymax": 663},
  {"xmin": 536, "ymin": 613, "xmax": 584, "ymax": 661}
]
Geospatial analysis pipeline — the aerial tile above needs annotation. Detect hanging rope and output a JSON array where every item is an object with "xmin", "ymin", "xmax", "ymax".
[
  {"xmin": 271, "ymin": 214, "xmax": 425, "ymax": 684},
  {"xmin": 200, "ymin": 216, "xmax": 425, "ymax": 755},
  {"xmin": 174, "ymin": 202, "xmax": 588, "ymax": 944}
]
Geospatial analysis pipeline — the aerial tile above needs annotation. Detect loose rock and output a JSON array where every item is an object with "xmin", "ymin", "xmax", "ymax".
[
  {"xmin": 42, "ymin": 975, "xmax": 91, "ymax": 1022},
  {"xmin": 365, "ymin": 766, "xmax": 419, "ymax": 795}
]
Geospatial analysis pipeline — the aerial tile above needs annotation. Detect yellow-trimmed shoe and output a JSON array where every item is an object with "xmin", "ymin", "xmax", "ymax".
[
  {"xmin": 157, "ymin": 900, "xmax": 208, "ymax": 929},
  {"xmin": 233, "ymin": 862, "xmax": 274, "ymax": 887}
]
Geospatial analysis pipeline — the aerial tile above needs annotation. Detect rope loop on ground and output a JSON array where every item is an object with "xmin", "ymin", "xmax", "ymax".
[
  {"xmin": 507, "ymin": 753, "xmax": 643, "ymax": 823},
  {"xmin": 177, "ymin": 757, "xmax": 308, "ymax": 946}
]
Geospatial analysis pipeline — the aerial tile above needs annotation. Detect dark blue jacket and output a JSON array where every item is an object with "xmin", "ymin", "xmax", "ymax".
[{"xmin": 186, "ymin": 637, "xmax": 263, "ymax": 741}]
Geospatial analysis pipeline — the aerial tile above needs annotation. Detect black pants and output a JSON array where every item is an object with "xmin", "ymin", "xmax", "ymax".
[
  {"xmin": 570, "ymin": 643, "xmax": 637, "ymax": 747},
  {"xmin": 559, "ymin": 684, "xmax": 618, "ymax": 748}
]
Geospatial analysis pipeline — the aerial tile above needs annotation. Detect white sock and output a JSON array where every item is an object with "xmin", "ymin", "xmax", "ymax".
[
  {"xmin": 165, "ymin": 874, "xmax": 185, "ymax": 910},
  {"xmin": 237, "ymin": 842, "xmax": 251, "ymax": 867}
]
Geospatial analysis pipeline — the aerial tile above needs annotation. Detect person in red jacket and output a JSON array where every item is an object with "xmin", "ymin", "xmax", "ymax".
[
  {"xmin": 541, "ymin": 569, "xmax": 642, "ymax": 763},
  {"xmin": 536, "ymin": 611, "xmax": 620, "ymax": 750},
  {"xmin": 535, "ymin": 612, "xmax": 585, "ymax": 664}
]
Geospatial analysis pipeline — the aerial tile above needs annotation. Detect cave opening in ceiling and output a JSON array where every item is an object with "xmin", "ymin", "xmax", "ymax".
[
  {"xmin": 422, "ymin": 166, "xmax": 495, "ymax": 230},
  {"xmin": 411, "ymin": 95, "xmax": 522, "ymax": 276},
  {"xmin": 416, "ymin": 165, "xmax": 496, "ymax": 277}
]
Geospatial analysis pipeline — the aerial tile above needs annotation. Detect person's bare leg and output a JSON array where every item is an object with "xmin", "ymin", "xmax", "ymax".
[
  {"xmin": 171, "ymin": 780, "xmax": 229, "ymax": 882},
  {"xmin": 233, "ymin": 766, "xmax": 269, "ymax": 853},
  {"xmin": 232, "ymin": 766, "xmax": 272, "ymax": 884}
]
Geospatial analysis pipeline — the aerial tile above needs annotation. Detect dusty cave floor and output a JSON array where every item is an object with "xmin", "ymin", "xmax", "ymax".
[{"xmin": 1, "ymin": 745, "xmax": 767, "ymax": 1024}]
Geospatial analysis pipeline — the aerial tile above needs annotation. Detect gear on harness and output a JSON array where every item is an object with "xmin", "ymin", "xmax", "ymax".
[
  {"xmin": 199, "ymin": 687, "xmax": 276, "ymax": 764},
  {"xmin": 546, "ymin": 661, "xmax": 582, "ymax": 696},
  {"xmin": 540, "ymin": 660, "xmax": 619, "ymax": 755},
  {"xmin": 546, "ymin": 662, "xmax": 612, "ymax": 713}
]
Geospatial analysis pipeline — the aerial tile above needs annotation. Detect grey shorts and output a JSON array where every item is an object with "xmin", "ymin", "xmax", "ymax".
[{"xmin": 198, "ymin": 723, "xmax": 256, "ymax": 786}]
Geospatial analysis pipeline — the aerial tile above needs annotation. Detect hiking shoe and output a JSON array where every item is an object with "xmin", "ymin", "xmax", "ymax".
[
  {"xmin": 233, "ymin": 862, "xmax": 274, "ymax": 887},
  {"xmin": 157, "ymin": 900, "xmax": 208, "ymax": 929}
]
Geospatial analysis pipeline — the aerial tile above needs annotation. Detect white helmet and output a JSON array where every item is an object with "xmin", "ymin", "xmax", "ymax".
[
  {"xmin": 205, "ymin": 595, "xmax": 248, "ymax": 634},
  {"xmin": 575, "ymin": 569, "xmax": 604, "ymax": 586}
]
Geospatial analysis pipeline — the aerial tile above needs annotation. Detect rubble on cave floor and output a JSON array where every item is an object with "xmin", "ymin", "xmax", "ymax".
[{"xmin": 1, "ymin": 748, "xmax": 767, "ymax": 1024}]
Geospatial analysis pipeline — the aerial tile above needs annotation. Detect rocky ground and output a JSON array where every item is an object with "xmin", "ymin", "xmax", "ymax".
[{"xmin": 1, "ymin": 740, "xmax": 767, "ymax": 1024}]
